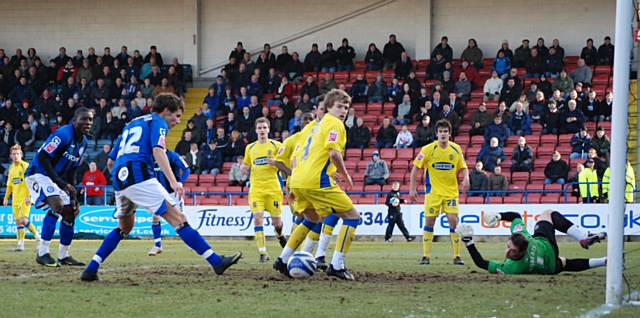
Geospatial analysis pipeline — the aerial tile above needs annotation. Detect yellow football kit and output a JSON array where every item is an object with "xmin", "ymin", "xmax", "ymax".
[
  {"xmin": 5, "ymin": 161, "xmax": 31, "ymax": 219},
  {"xmin": 243, "ymin": 139, "xmax": 284, "ymax": 216}
]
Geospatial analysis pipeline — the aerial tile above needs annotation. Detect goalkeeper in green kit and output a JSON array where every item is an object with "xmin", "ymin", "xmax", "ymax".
[{"xmin": 455, "ymin": 210, "xmax": 607, "ymax": 274}]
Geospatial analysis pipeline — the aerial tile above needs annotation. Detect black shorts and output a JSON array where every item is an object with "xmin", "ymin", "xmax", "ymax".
[{"xmin": 533, "ymin": 220, "xmax": 564, "ymax": 273}]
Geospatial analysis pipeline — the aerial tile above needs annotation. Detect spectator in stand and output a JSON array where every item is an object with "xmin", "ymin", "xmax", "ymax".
[
  {"xmin": 483, "ymin": 71, "xmax": 503, "ymax": 102},
  {"xmin": 541, "ymin": 100, "xmax": 562, "ymax": 134},
  {"xmin": 587, "ymin": 147, "xmax": 608, "ymax": 180},
  {"xmin": 200, "ymin": 140, "xmax": 222, "ymax": 175},
  {"xmin": 468, "ymin": 102, "xmax": 491, "ymax": 136},
  {"xmin": 368, "ymin": 74, "xmax": 387, "ymax": 103},
  {"xmin": 544, "ymin": 151, "xmax": 569, "ymax": 185},
  {"xmin": 383, "ymin": 34, "xmax": 405, "ymax": 69},
  {"xmin": 224, "ymin": 112, "xmax": 236, "ymax": 134},
  {"xmin": 14, "ymin": 121, "xmax": 34, "ymax": 151},
  {"xmin": 511, "ymin": 136, "xmax": 533, "ymax": 172},
  {"xmin": 304, "ymin": 43, "xmax": 322, "ymax": 72},
  {"xmin": 349, "ymin": 74, "xmax": 369, "ymax": 103},
  {"xmin": 394, "ymin": 52, "xmax": 413, "ymax": 80},
  {"xmin": 393, "ymin": 94, "xmax": 412, "ymax": 125},
  {"xmin": 82, "ymin": 162, "xmax": 107, "ymax": 205},
  {"xmin": 500, "ymin": 78, "xmax": 520, "ymax": 107},
  {"xmin": 175, "ymin": 131, "xmax": 192, "ymax": 156},
  {"xmin": 590, "ymin": 126, "xmax": 611, "ymax": 160},
  {"xmin": 337, "ymin": 38, "xmax": 356, "ymax": 72},
  {"xmin": 185, "ymin": 143, "xmax": 201, "ymax": 174},
  {"xmin": 534, "ymin": 37, "xmax": 548, "ymax": 58},
  {"xmin": 552, "ymin": 70, "xmax": 573, "ymax": 96},
  {"xmin": 484, "ymin": 116, "xmax": 510, "ymax": 146},
  {"xmin": 431, "ymin": 36, "xmax": 453, "ymax": 62},
  {"xmin": 469, "ymin": 161, "xmax": 488, "ymax": 196},
  {"xmin": 94, "ymin": 144, "xmax": 111, "ymax": 173},
  {"xmin": 493, "ymin": 51, "xmax": 511, "ymax": 79},
  {"xmin": 581, "ymin": 90, "xmax": 601, "ymax": 122},
  {"xmin": 579, "ymin": 159, "xmax": 600, "ymax": 203},
  {"xmin": 598, "ymin": 36, "xmax": 614, "ymax": 66},
  {"xmin": 496, "ymin": 40, "xmax": 513, "ymax": 60},
  {"xmin": 525, "ymin": 48, "xmax": 545, "ymax": 78},
  {"xmin": 415, "ymin": 115, "xmax": 434, "ymax": 147},
  {"xmin": 237, "ymin": 106, "xmax": 255, "ymax": 135},
  {"xmin": 448, "ymin": 92, "xmax": 465, "ymax": 118},
  {"xmin": 570, "ymin": 127, "xmax": 591, "ymax": 159},
  {"xmin": 365, "ymin": 43, "xmax": 384, "ymax": 71},
  {"xmin": 459, "ymin": 39, "xmax": 483, "ymax": 69},
  {"xmin": 271, "ymin": 108, "xmax": 288, "ymax": 138},
  {"xmin": 319, "ymin": 72, "xmax": 337, "ymax": 95},
  {"xmin": 376, "ymin": 117, "xmax": 398, "ymax": 148},
  {"xmin": 320, "ymin": 42, "xmax": 338, "ymax": 72},
  {"xmin": 508, "ymin": 102, "xmax": 532, "ymax": 136},
  {"xmin": 276, "ymin": 46, "xmax": 292, "ymax": 72},
  {"xmin": 394, "ymin": 124, "xmax": 413, "ymax": 149},
  {"xmin": 286, "ymin": 52, "xmax": 304, "ymax": 82},
  {"xmin": 229, "ymin": 42, "xmax": 246, "ymax": 63},
  {"xmin": 300, "ymin": 75, "xmax": 319, "ymax": 102},
  {"xmin": 599, "ymin": 92, "xmax": 613, "ymax": 121},
  {"xmin": 602, "ymin": 162, "xmax": 636, "ymax": 203},
  {"xmin": 561, "ymin": 100, "xmax": 586, "ymax": 133},
  {"xmin": 528, "ymin": 90, "xmax": 547, "ymax": 122},
  {"xmin": 544, "ymin": 47, "xmax": 563, "ymax": 78},
  {"xmin": 144, "ymin": 45, "xmax": 163, "ymax": 66},
  {"xmin": 437, "ymin": 104, "xmax": 460, "ymax": 136},
  {"xmin": 215, "ymin": 127, "xmax": 229, "ymax": 153},
  {"xmin": 288, "ymin": 109, "xmax": 303, "ymax": 133},
  {"xmin": 581, "ymin": 38, "xmax": 599, "ymax": 66},
  {"xmin": 477, "ymin": 137, "xmax": 505, "ymax": 172},
  {"xmin": 550, "ymin": 39, "xmax": 565, "ymax": 60},
  {"xmin": 344, "ymin": 108, "xmax": 357, "ymax": 131},
  {"xmin": 347, "ymin": 117, "xmax": 371, "ymax": 149},
  {"xmin": 513, "ymin": 39, "xmax": 531, "ymax": 68},
  {"xmin": 570, "ymin": 59, "xmax": 593, "ymax": 85},
  {"xmin": 488, "ymin": 166, "xmax": 509, "ymax": 197},
  {"xmin": 364, "ymin": 151, "xmax": 390, "ymax": 186},
  {"xmin": 229, "ymin": 156, "xmax": 248, "ymax": 186},
  {"xmin": 427, "ymin": 53, "xmax": 446, "ymax": 80},
  {"xmin": 454, "ymin": 72, "xmax": 471, "ymax": 101}
]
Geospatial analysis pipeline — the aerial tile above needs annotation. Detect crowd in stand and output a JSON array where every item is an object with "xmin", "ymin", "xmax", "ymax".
[{"xmin": 0, "ymin": 34, "xmax": 635, "ymax": 203}]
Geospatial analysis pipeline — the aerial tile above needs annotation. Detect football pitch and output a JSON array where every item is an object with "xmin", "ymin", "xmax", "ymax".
[{"xmin": 0, "ymin": 239, "xmax": 638, "ymax": 318}]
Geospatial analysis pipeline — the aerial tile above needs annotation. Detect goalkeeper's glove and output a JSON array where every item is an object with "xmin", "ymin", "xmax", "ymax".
[
  {"xmin": 484, "ymin": 211, "xmax": 501, "ymax": 227},
  {"xmin": 455, "ymin": 223, "xmax": 474, "ymax": 245}
]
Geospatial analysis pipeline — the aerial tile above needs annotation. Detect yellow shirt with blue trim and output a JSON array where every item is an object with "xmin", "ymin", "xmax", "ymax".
[
  {"xmin": 275, "ymin": 131, "xmax": 302, "ymax": 170},
  {"xmin": 413, "ymin": 141, "xmax": 467, "ymax": 198},
  {"xmin": 243, "ymin": 139, "xmax": 283, "ymax": 195},
  {"xmin": 4, "ymin": 160, "xmax": 30, "ymax": 204},
  {"xmin": 289, "ymin": 113, "xmax": 346, "ymax": 189}
]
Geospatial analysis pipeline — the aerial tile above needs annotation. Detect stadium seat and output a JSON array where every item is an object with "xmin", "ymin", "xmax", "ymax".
[
  {"xmin": 485, "ymin": 196, "xmax": 503, "ymax": 204},
  {"xmin": 539, "ymin": 134, "xmax": 557, "ymax": 146},
  {"xmin": 364, "ymin": 184, "xmax": 381, "ymax": 192},
  {"xmin": 540, "ymin": 195, "xmax": 561, "ymax": 203},
  {"xmin": 345, "ymin": 161, "xmax": 357, "ymax": 172},
  {"xmin": 557, "ymin": 134, "xmax": 573, "ymax": 145},
  {"xmin": 199, "ymin": 174, "xmax": 215, "ymax": 185},
  {"xmin": 524, "ymin": 193, "xmax": 542, "ymax": 204},
  {"xmin": 503, "ymin": 195, "xmax": 523, "ymax": 204},
  {"xmin": 363, "ymin": 148, "xmax": 378, "ymax": 158},
  {"xmin": 396, "ymin": 148, "xmax": 414, "ymax": 160},
  {"xmin": 511, "ymin": 171, "xmax": 530, "ymax": 183},
  {"xmin": 346, "ymin": 148, "xmax": 362, "ymax": 160},
  {"xmin": 466, "ymin": 196, "xmax": 484, "ymax": 204},
  {"xmin": 367, "ymin": 102, "xmax": 383, "ymax": 113},
  {"xmin": 388, "ymin": 171, "xmax": 405, "ymax": 183},
  {"xmin": 380, "ymin": 148, "xmax": 396, "ymax": 160}
]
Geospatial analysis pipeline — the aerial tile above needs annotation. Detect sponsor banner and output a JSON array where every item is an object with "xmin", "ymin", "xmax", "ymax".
[{"xmin": 1, "ymin": 204, "xmax": 639, "ymax": 236}]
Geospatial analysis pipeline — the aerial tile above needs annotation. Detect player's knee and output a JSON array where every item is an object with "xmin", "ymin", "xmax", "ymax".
[
  {"xmin": 424, "ymin": 216, "xmax": 437, "ymax": 227},
  {"xmin": 253, "ymin": 212, "xmax": 264, "ymax": 225},
  {"xmin": 540, "ymin": 209, "xmax": 553, "ymax": 222},
  {"xmin": 48, "ymin": 199, "xmax": 64, "ymax": 214},
  {"xmin": 119, "ymin": 225, "xmax": 133, "ymax": 236},
  {"xmin": 272, "ymin": 217, "xmax": 283, "ymax": 228},
  {"xmin": 152, "ymin": 215, "xmax": 161, "ymax": 224}
]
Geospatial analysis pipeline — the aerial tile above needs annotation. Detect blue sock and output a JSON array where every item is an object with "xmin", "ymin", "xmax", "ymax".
[
  {"xmin": 41, "ymin": 212, "xmax": 58, "ymax": 241},
  {"xmin": 323, "ymin": 213, "xmax": 340, "ymax": 227},
  {"xmin": 294, "ymin": 215, "xmax": 303, "ymax": 225},
  {"xmin": 311, "ymin": 222, "xmax": 322, "ymax": 234},
  {"xmin": 152, "ymin": 222, "xmax": 162, "ymax": 248},
  {"xmin": 301, "ymin": 219, "xmax": 318, "ymax": 230},
  {"xmin": 59, "ymin": 221, "xmax": 74, "ymax": 246},
  {"xmin": 177, "ymin": 225, "xmax": 222, "ymax": 266},
  {"xmin": 342, "ymin": 218, "xmax": 360, "ymax": 228},
  {"xmin": 86, "ymin": 228, "xmax": 124, "ymax": 273}
]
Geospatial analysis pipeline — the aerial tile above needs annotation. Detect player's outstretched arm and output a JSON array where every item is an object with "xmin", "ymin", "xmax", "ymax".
[
  {"xmin": 456, "ymin": 224, "xmax": 489, "ymax": 270},
  {"xmin": 484, "ymin": 211, "xmax": 522, "ymax": 227},
  {"xmin": 328, "ymin": 149, "xmax": 353, "ymax": 187},
  {"xmin": 153, "ymin": 148, "xmax": 183, "ymax": 197}
]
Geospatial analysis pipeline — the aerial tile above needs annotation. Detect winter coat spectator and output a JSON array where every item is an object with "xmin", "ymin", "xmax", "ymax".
[
  {"xmin": 544, "ymin": 47, "xmax": 563, "ymax": 77},
  {"xmin": 229, "ymin": 156, "xmax": 248, "ymax": 186},
  {"xmin": 226, "ymin": 131, "xmax": 245, "ymax": 162},
  {"xmin": 493, "ymin": 51, "xmax": 511, "ymax": 78},
  {"xmin": 300, "ymin": 76, "xmax": 319, "ymax": 100},
  {"xmin": 394, "ymin": 124, "xmax": 413, "ymax": 149},
  {"xmin": 544, "ymin": 151, "xmax": 569, "ymax": 185},
  {"xmin": 297, "ymin": 94, "xmax": 314, "ymax": 113},
  {"xmin": 477, "ymin": 137, "xmax": 505, "ymax": 171},
  {"xmin": 285, "ymin": 52, "xmax": 305, "ymax": 82},
  {"xmin": 590, "ymin": 127, "xmax": 611, "ymax": 159},
  {"xmin": 598, "ymin": 36, "xmax": 614, "ymax": 66},
  {"xmin": 199, "ymin": 141, "xmax": 223, "ymax": 175},
  {"xmin": 82, "ymin": 162, "xmax": 107, "ymax": 205},
  {"xmin": 367, "ymin": 74, "xmax": 387, "ymax": 103},
  {"xmin": 570, "ymin": 128, "xmax": 591, "ymax": 159},
  {"xmin": 393, "ymin": 94, "xmax": 413, "ymax": 125},
  {"xmin": 500, "ymin": 78, "xmax": 521, "ymax": 107},
  {"xmin": 508, "ymin": 102, "xmax": 532, "ymax": 136},
  {"xmin": 376, "ymin": 118, "xmax": 398, "ymax": 148},
  {"xmin": 570, "ymin": 59, "xmax": 593, "ymax": 84},
  {"xmin": 14, "ymin": 122, "xmax": 34, "ymax": 151},
  {"xmin": 602, "ymin": 162, "xmax": 636, "ymax": 203},
  {"xmin": 383, "ymin": 34, "xmax": 405, "ymax": 69},
  {"xmin": 320, "ymin": 43, "xmax": 338, "ymax": 72},
  {"xmin": 276, "ymin": 46, "xmax": 293, "ymax": 72},
  {"xmin": 427, "ymin": 54, "xmax": 446, "ymax": 80},
  {"xmin": 551, "ymin": 71, "xmax": 574, "ymax": 95},
  {"xmin": 319, "ymin": 73, "xmax": 337, "ymax": 94},
  {"xmin": 469, "ymin": 161, "xmax": 489, "ymax": 196},
  {"xmin": 431, "ymin": 36, "xmax": 453, "ymax": 62},
  {"xmin": 469, "ymin": 103, "xmax": 493, "ymax": 136},
  {"xmin": 414, "ymin": 115, "xmax": 434, "ymax": 147},
  {"xmin": 484, "ymin": 116, "xmax": 510, "ymax": 146},
  {"xmin": 581, "ymin": 91, "xmax": 601, "ymax": 122},
  {"xmin": 303, "ymin": 44, "xmax": 322, "ymax": 72},
  {"xmin": 581, "ymin": 39, "xmax": 599, "ymax": 66},
  {"xmin": 336, "ymin": 38, "xmax": 356, "ymax": 71},
  {"xmin": 364, "ymin": 152, "xmax": 390, "ymax": 186},
  {"xmin": 525, "ymin": 48, "xmax": 545, "ymax": 78},
  {"xmin": 483, "ymin": 71, "xmax": 503, "ymax": 101},
  {"xmin": 394, "ymin": 52, "xmax": 413, "ymax": 80},
  {"xmin": 347, "ymin": 118, "xmax": 371, "ymax": 149},
  {"xmin": 488, "ymin": 166, "xmax": 509, "ymax": 197},
  {"xmin": 541, "ymin": 101, "xmax": 562, "ymax": 134},
  {"xmin": 364, "ymin": 43, "xmax": 384, "ymax": 71},
  {"xmin": 454, "ymin": 72, "xmax": 472, "ymax": 101},
  {"xmin": 513, "ymin": 39, "xmax": 531, "ymax": 68},
  {"xmin": 461, "ymin": 39, "xmax": 483, "ymax": 68},
  {"xmin": 511, "ymin": 137, "xmax": 534, "ymax": 172},
  {"xmin": 561, "ymin": 100, "xmax": 586, "ymax": 134},
  {"xmin": 579, "ymin": 159, "xmax": 600, "ymax": 203},
  {"xmin": 349, "ymin": 74, "xmax": 369, "ymax": 103},
  {"xmin": 175, "ymin": 131, "xmax": 193, "ymax": 156},
  {"xmin": 288, "ymin": 109, "xmax": 303, "ymax": 133}
]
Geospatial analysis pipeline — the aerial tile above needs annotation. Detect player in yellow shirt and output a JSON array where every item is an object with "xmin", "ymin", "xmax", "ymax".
[
  {"xmin": 410, "ymin": 119, "xmax": 469, "ymax": 265},
  {"xmin": 3, "ymin": 144, "xmax": 40, "ymax": 251},
  {"xmin": 273, "ymin": 89, "xmax": 360, "ymax": 281},
  {"xmin": 242, "ymin": 117, "xmax": 285, "ymax": 262}
]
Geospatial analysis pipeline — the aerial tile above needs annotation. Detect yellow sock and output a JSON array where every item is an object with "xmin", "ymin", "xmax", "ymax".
[
  {"xmin": 286, "ymin": 221, "xmax": 312, "ymax": 250},
  {"xmin": 321, "ymin": 224, "xmax": 335, "ymax": 236},
  {"xmin": 291, "ymin": 223, "xmax": 298, "ymax": 232},
  {"xmin": 26, "ymin": 222, "xmax": 37, "ymax": 236},
  {"xmin": 255, "ymin": 226, "xmax": 266, "ymax": 254},
  {"xmin": 450, "ymin": 231, "xmax": 461, "ymax": 258},
  {"xmin": 334, "ymin": 223, "xmax": 357, "ymax": 254},
  {"xmin": 422, "ymin": 227, "xmax": 434, "ymax": 257},
  {"xmin": 17, "ymin": 226, "xmax": 26, "ymax": 242}
]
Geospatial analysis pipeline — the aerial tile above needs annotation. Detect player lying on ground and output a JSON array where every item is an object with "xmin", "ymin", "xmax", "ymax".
[
  {"xmin": 108, "ymin": 137, "xmax": 190, "ymax": 256},
  {"xmin": 81, "ymin": 93, "xmax": 241, "ymax": 281},
  {"xmin": 4, "ymin": 144, "xmax": 40, "ymax": 251},
  {"xmin": 242, "ymin": 117, "xmax": 286, "ymax": 263},
  {"xmin": 455, "ymin": 209, "xmax": 606, "ymax": 274},
  {"xmin": 26, "ymin": 107, "xmax": 93, "ymax": 267},
  {"xmin": 273, "ymin": 89, "xmax": 361, "ymax": 280}
]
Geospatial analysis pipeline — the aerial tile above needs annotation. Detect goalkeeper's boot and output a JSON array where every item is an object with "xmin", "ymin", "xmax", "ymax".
[
  {"xmin": 326, "ymin": 265, "xmax": 355, "ymax": 281},
  {"xmin": 316, "ymin": 256, "xmax": 328, "ymax": 271},
  {"xmin": 80, "ymin": 269, "xmax": 99, "ymax": 282},
  {"xmin": 277, "ymin": 235, "xmax": 288, "ymax": 248},
  {"xmin": 36, "ymin": 253, "xmax": 60, "ymax": 267},
  {"xmin": 213, "ymin": 252, "xmax": 243, "ymax": 275},
  {"xmin": 453, "ymin": 256, "xmax": 465, "ymax": 265},
  {"xmin": 58, "ymin": 256, "xmax": 85, "ymax": 266},
  {"xmin": 273, "ymin": 257, "xmax": 291, "ymax": 278},
  {"xmin": 419, "ymin": 256, "xmax": 430, "ymax": 265},
  {"xmin": 148, "ymin": 246, "xmax": 163, "ymax": 256},
  {"xmin": 259, "ymin": 253, "xmax": 270, "ymax": 263},
  {"xmin": 580, "ymin": 232, "xmax": 607, "ymax": 250}
]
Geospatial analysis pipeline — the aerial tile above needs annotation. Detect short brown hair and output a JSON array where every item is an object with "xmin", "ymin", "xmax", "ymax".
[
  {"xmin": 324, "ymin": 89, "xmax": 351, "ymax": 110},
  {"xmin": 154, "ymin": 93, "xmax": 184, "ymax": 113},
  {"xmin": 510, "ymin": 233, "xmax": 528, "ymax": 256},
  {"xmin": 435, "ymin": 119, "xmax": 452, "ymax": 132},
  {"xmin": 10, "ymin": 144, "xmax": 22, "ymax": 153},
  {"xmin": 255, "ymin": 117, "xmax": 270, "ymax": 128}
]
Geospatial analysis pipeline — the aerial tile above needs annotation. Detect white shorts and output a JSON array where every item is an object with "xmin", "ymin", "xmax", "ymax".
[
  {"xmin": 25, "ymin": 174, "xmax": 71, "ymax": 209},
  {"xmin": 114, "ymin": 179, "xmax": 176, "ymax": 218}
]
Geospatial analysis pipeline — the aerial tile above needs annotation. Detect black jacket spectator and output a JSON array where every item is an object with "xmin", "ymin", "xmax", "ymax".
[
  {"xmin": 303, "ymin": 47, "xmax": 322, "ymax": 72},
  {"xmin": 544, "ymin": 158, "xmax": 569, "ymax": 183},
  {"xmin": 541, "ymin": 105, "xmax": 562, "ymax": 134},
  {"xmin": 347, "ymin": 119, "xmax": 371, "ymax": 149},
  {"xmin": 376, "ymin": 121, "xmax": 398, "ymax": 148},
  {"xmin": 414, "ymin": 121, "xmax": 434, "ymax": 147},
  {"xmin": 383, "ymin": 37, "xmax": 405, "ymax": 65},
  {"xmin": 469, "ymin": 167, "xmax": 489, "ymax": 196},
  {"xmin": 561, "ymin": 104, "xmax": 586, "ymax": 134},
  {"xmin": 285, "ymin": 57, "xmax": 304, "ymax": 80},
  {"xmin": 511, "ymin": 144, "xmax": 534, "ymax": 172},
  {"xmin": 513, "ymin": 43, "xmax": 530, "ymax": 68},
  {"xmin": 394, "ymin": 56, "xmax": 413, "ymax": 80},
  {"xmin": 320, "ymin": 47, "xmax": 338, "ymax": 70},
  {"xmin": 365, "ymin": 46, "xmax": 384, "ymax": 70},
  {"xmin": 598, "ymin": 39, "xmax": 614, "ymax": 66},
  {"xmin": 431, "ymin": 43, "xmax": 453, "ymax": 62},
  {"xmin": 581, "ymin": 43, "xmax": 599, "ymax": 66},
  {"xmin": 337, "ymin": 41, "xmax": 356, "ymax": 68},
  {"xmin": 526, "ymin": 52, "xmax": 546, "ymax": 75},
  {"xmin": 500, "ymin": 81, "xmax": 521, "ymax": 107},
  {"xmin": 276, "ymin": 52, "xmax": 292, "ymax": 72}
]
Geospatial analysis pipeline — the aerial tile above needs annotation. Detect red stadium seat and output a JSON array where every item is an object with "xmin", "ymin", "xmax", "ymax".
[
  {"xmin": 367, "ymin": 102, "xmax": 383, "ymax": 113},
  {"xmin": 380, "ymin": 148, "xmax": 396, "ymax": 160},
  {"xmin": 199, "ymin": 174, "xmax": 215, "ymax": 185},
  {"xmin": 557, "ymin": 134, "xmax": 573, "ymax": 145},
  {"xmin": 503, "ymin": 195, "xmax": 523, "ymax": 204},
  {"xmin": 346, "ymin": 148, "xmax": 362, "ymax": 160},
  {"xmin": 485, "ymin": 196, "xmax": 503, "ymax": 204},
  {"xmin": 388, "ymin": 171, "xmax": 405, "ymax": 183},
  {"xmin": 539, "ymin": 134, "xmax": 557, "ymax": 146},
  {"xmin": 364, "ymin": 184, "xmax": 381, "ymax": 193},
  {"xmin": 524, "ymin": 193, "xmax": 542, "ymax": 204},
  {"xmin": 470, "ymin": 135, "xmax": 484, "ymax": 146},
  {"xmin": 511, "ymin": 171, "xmax": 530, "ymax": 183},
  {"xmin": 397, "ymin": 148, "xmax": 414, "ymax": 160},
  {"xmin": 363, "ymin": 148, "xmax": 378, "ymax": 158},
  {"xmin": 466, "ymin": 196, "xmax": 484, "ymax": 204},
  {"xmin": 344, "ymin": 161, "xmax": 357, "ymax": 172},
  {"xmin": 540, "ymin": 195, "xmax": 561, "ymax": 203}
]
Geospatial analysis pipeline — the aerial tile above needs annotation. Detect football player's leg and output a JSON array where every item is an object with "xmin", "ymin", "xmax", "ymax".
[
  {"xmin": 13, "ymin": 208, "xmax": 25, "ymax": 247},
  {"xmin": 301, "ymin": 222, "xmax": 321, "ymax": 254},
  {"xmin": 270, "ymin": 195, "xmax": 287, "ymax": 248},
  {"xmin": 315, "ymin": 213, "xmax": 339, "ymax": 259},
  {"xmin": 446, "ymin": 212, "xmax": 461, "ymax": 259},
  {"xmin": 38, "ymin": 195, "xmax": 64, "ymax": 259},
  {"xmin": 422, "ymin": 215, "xmax": 436, "ymax": 259},
  {"xmin": 23, "ymin": 205, "xmax": 39, "ymax": 238},
  {"xmin": 331, "ymin": 207, "xmax": 359, "ymax": 275},
  {"xmin": 251, "ymin": 194, "xmax": 268, "ymax": 256},
  {"xmin": 559, "ymin": 256, "xmax": 607, "ymax": 272},
  {"xmin": 149, "ymin": 215, "xmax": 163, "ymax": 255},
  {"xmin": 543, "ymin": 209, "xmax": 605, "ymax": 249},
  {"xmin": 57, "ymin": 192, "xmax": 83, "ymax": 265}
]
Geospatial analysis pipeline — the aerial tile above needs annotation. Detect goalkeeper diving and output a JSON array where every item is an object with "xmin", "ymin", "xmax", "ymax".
[{"xmin": 455, "ymin": 209, "xmax": 607, "ymax": 274}]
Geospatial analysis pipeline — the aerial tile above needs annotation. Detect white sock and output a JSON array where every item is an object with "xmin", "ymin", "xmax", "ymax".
[
  {"xmin": 589, "ymin": 257, "xmax": 607, "ymax": 268},
  {"xmin": 58, "ymin": 244, "xmax": 70, "ymax": 259},
  {"xmin": 315, "ymin": 233, "xmax": 332, "ymax": 258},
  {"xmin": 279, "ymin": 246, "xmax": 295, "ymax": 263},
  {"xmin": 330, "ymin": 251, "xmax": 345, "ymax": 270},
  {"xmin": 38, "ymin": 240, "xmax": 51, "ymax": 257},
  {"xmin": 301, "ymin": 237, "xmax": 318, "ymax": 254},
  {"xmin": 567, "ymin": 225, "xmax": 588, "ymax": 241}
]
